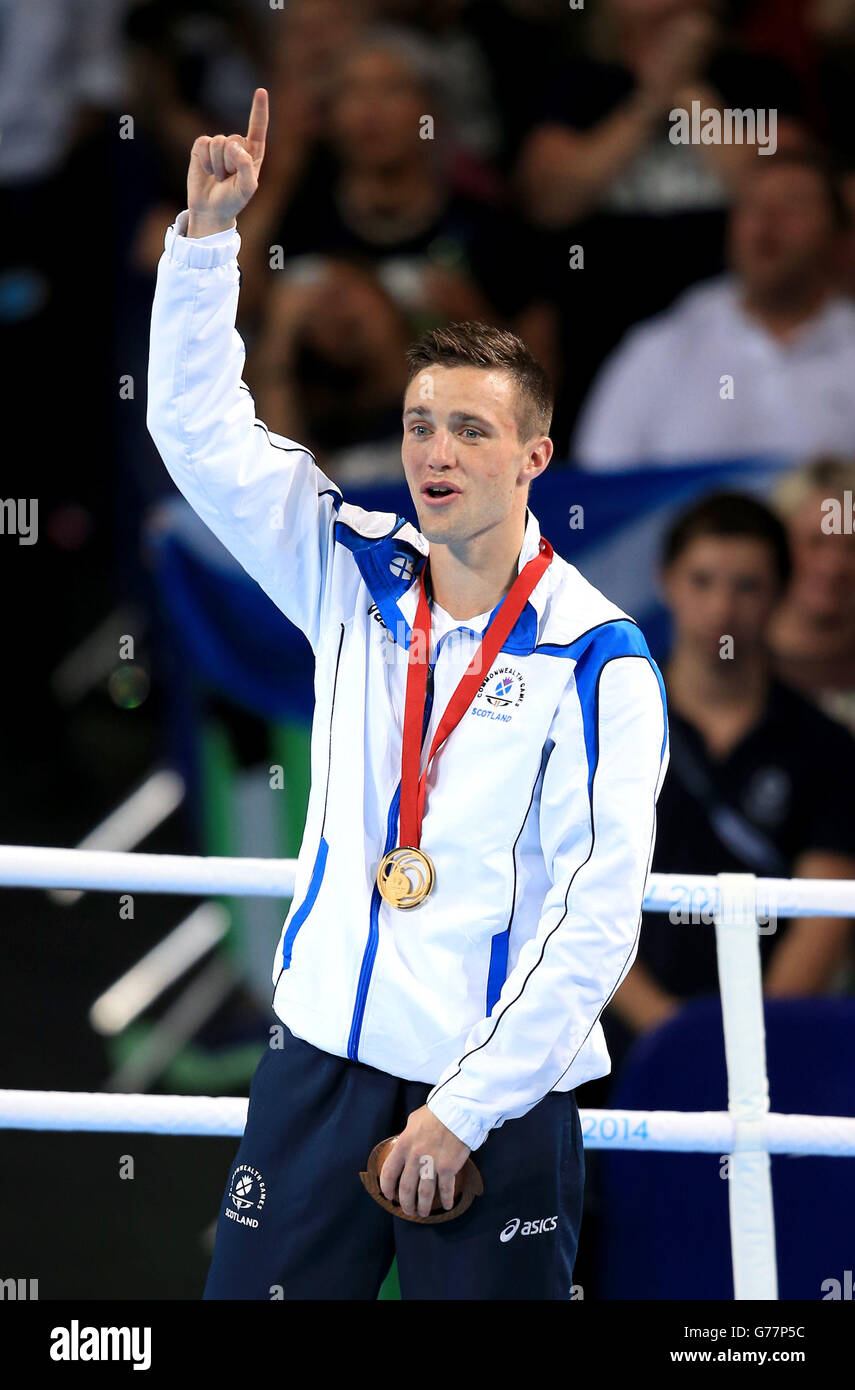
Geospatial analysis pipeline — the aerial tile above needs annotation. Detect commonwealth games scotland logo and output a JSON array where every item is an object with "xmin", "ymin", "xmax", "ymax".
[
  {"xmin": 226, "ymin": 1164, "xmax": 267, "ymax": 1229},
  {"xmin": 475, "ymin": 666, "xmax": 525, "ymax": 711}
]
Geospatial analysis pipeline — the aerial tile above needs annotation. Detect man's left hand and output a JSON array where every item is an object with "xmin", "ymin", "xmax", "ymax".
[{"xmin": 379, "ymin": 1105, "xmax": 471, "ymax": 1218}]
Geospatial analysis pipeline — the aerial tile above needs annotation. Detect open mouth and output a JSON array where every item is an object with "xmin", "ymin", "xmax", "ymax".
[{"xmin": 422, "ymin": 484, "xmax": 461, "ymax": 503}]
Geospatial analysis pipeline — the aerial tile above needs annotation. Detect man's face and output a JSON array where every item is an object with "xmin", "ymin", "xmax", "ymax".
[
  {"xmin": 729, "ymin": 166, "xmax": 838, "ymax": 298},
  {"xmin": 662, "ymin": 535, "xmax": 781, "ymax": 660},
  {"xmin": 786, "ymin": 489, "xmax": 855, "ymax": 621},
  {"xmin": 401, "ymin": 365, "xmax": 548, "ymax": 546},
  {"xmin": 330, "ymin": 49, "xmax": 425, "ymax": 168}
]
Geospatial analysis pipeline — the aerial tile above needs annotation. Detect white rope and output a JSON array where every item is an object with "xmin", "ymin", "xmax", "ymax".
[
  {"xmin": 1, "ymin": 846, "xmax": 854, "ymax": 916},
  {"xmin": 2, "ymin": 843, "xmax": 853, "ymax": 1302},
  {"xmin": 714, "ymin": 873, "xmax": 777, "ymax": 1300},
  {"xmin": 1, "ymin": 1090, "xmax": 854, "ymax": 1152},
  {"xmin": 645, "ymin": 872, "xmax": 855, "ymax": 920},
  {"xmin": 0, "ymin": 1089, "xmax": 249, "ymax": 1137},
  {"xmin": 0, "ymin": 846, "xmax": 297, "ymax": 897}
]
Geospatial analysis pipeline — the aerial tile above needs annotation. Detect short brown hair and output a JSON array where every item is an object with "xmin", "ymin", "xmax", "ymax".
[
  {"xmin": 404, "ymin": 320, "xmax": 553, "ymax": 443},
  {"xmin": 661, "ymin": 490, "xmax": 792, "ymax": 590}
]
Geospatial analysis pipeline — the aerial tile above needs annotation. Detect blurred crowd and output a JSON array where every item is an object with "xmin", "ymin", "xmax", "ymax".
[
  {"xmin": 122, "ymin": 0, "xmax": 855, "ymax": 474},
  {"xmin": 1, "ymin": 0, "xmax": 853, "ymax": 471},
  {"xmin": 8, "ymin": 0, "xmax": 855, "ymax": 465},
  {"xmin": 3, "ymin": 0, "xmax": 855, "ymax": 1279},
  {"xmin": 606, "ymin": 472, "xmax": 855, "ymax": 1071}
]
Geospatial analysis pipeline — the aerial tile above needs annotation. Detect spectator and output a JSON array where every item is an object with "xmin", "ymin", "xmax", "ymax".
[
  {"xmin": 0, "ymin": 0, "xmax": 129, "ymax": 437},
  {"xmin": 0, "ymin": 0, "xmax": 128, "ymax": 191},
  {"xmin": 248, "ymin": 257, "xmax": 412, "ymax": 479},
  {"xmin": 243, "ymin": 26, "xmax": 558, "ymax": 470},
  {"xmin": 515, "ymin": 0, "xmax": 810, "ymax": 428},
  {"xmin": 0, "ymin": 0, "xmax": 129, "ymax": 763},
  {"xmin": 369, "ymin": 0, "xmax": 571, "ymax": 179},
  {"xmin": 605, "ymin": 491, "xmax": 855, "ymax": 1065},
  {"xmin": 769, "ymin": 456, "xmax": 855, "ymax": 736},
  {"xmin": 243, "ymin": 25, "xmax": 553, "ymax": 324},
  {"xmin": 572, "ymin": 152, "xmax": 855, "ymax": 469}
]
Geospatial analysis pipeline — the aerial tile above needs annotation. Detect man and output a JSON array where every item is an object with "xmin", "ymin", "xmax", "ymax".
[
  {"xmin": 147, "ymin": 89, "xmax": 669, "ymax": 1300},
  {"xmin": 573, "ymin": 152, "xmax": 855, "ymax": 470},
  {"xmin": 769, "ymin": 455, "xmax": 855, "ymax": 738},
  {"xmin": 606, "ymin": 491, "xmax": 855, "ymax": 1064},
  {"xmin": 515, "ymin": 0, "xmax": 809, "ymax": 441}
]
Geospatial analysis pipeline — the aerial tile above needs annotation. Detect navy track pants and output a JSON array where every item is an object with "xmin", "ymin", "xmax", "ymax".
[{"xmin": 203, "ymin": 1023, "xmax": 584, "ymax": 1300}]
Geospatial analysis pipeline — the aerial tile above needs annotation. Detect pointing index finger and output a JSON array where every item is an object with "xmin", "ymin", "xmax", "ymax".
[{"xmin": 245, "ymin": 87, "xmax": 268, "ymax": 160}]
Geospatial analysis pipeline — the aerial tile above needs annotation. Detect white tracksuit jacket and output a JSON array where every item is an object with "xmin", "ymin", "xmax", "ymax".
[{"xmin": 147, "ymin": 210, "xmax": 670, "ymax": 1151}]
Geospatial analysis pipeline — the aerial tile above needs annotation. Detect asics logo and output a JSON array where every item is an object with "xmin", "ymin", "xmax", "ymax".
[{"xmin": 499, "ymin": 1216, "xmax": 558, "ymax": 1242}]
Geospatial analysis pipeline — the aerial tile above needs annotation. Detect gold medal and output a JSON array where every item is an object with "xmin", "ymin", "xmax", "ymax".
[
  {"xmin": 381, "ymin": 538, "xmax": 552, "ymax": 916},
  {"xmin": 376, "ymin": 846, "xmax": 435, "ymax": 910}
]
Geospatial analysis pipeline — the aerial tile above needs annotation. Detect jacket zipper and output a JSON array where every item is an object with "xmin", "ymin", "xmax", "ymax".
[{"xmin": 347, "ymin": 659, "xmax": 435, "ymax": 1060}]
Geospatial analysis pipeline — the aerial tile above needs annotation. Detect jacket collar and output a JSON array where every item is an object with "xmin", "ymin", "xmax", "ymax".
[{"xmin": 396, "ymin": 508, "xmax": 549, "ymax": 655}]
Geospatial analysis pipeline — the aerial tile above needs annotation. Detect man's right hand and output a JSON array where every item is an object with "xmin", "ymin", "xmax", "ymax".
[{"xmin": 187, "ymin": 87, "xmax": 269, "ymax": 238}]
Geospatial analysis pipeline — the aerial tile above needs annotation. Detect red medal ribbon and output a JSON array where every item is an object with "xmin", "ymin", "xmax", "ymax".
[{"xmin": 398, "ymin": 536, "xmax": 553, "ymax": 849}]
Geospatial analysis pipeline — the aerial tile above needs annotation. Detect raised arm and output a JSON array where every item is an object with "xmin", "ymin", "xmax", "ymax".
[{"xmin": 146, "ymin": 89, "xmax": 346, "ymax": 651}]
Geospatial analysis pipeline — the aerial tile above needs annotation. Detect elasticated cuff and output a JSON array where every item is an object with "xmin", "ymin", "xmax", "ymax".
[
  {"xmin": 162, "ymin": 209, "xmax": 240, "ymax": 268},
  {"xmin": 426, "ymin": 1093, "xmax": 491, "ymax": 1152}
]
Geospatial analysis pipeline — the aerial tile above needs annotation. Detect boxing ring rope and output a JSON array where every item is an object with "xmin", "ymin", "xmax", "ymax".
[
  {"xmin": 1, "ymin": 1089, "xmax": 853, "ymax": 1152},
  {"xmin": 3, "ymin": 844, "xmax": 855, "ymax": 914},
  {"xmin": 2, "ymin": 844, "xmax": 855, "ymax": 1301}
]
